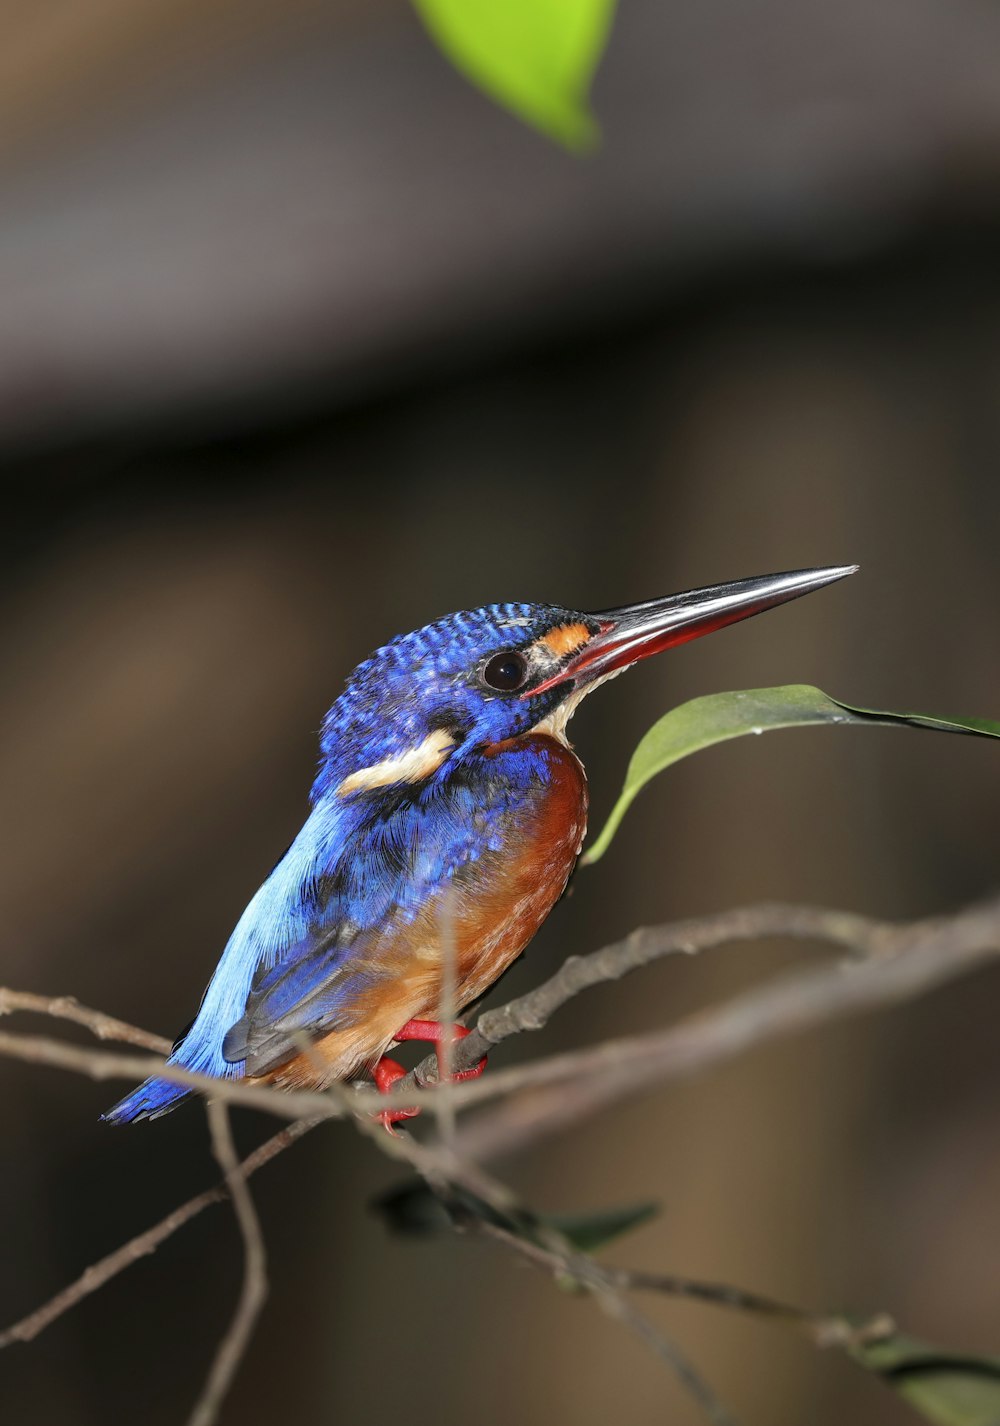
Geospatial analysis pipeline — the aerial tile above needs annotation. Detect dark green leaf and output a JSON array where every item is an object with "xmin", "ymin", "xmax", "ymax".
[
  {"xmin": 544, "ymin": 1200, "xmax": 658, "ymax": 1252},
  {"xmin": 584, "ymin": 685, "xmax": 1000, "ymax": 864},
  {"xmin": 371, "ymin": 1178, "xmax": 479, "ymax": 1235},
  {"xmin": 851, "ymin": 1330, "xmax": 1000, "ymax": 1426},
  {"xmin": 412, "ymin": 0, "xmax": 616, "ymax": 148},
  {"xmin": 372, "ymin": 1177, "xmax": 657, "ymax": 1253}
]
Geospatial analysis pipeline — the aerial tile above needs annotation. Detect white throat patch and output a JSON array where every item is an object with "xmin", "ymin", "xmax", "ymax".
[{"xmin": 529, "ymin": 667, "xmax": 626, "ymax": 747}]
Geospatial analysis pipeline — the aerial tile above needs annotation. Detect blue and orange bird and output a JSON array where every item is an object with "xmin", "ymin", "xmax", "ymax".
[{"xmin": 106, "ymin": 565, "xmax": 856, "ymax": 1127}]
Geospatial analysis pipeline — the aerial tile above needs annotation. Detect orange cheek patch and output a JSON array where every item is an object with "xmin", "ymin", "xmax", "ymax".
[{"xmin": 539, "ymin": 622, "xmax": 591, "ymax": 659}]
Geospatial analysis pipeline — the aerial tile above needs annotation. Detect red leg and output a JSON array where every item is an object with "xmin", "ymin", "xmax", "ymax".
[
  {"xmin": 372, "ymin": 1055, "xmax": 421, "ymax": 1131},
  {"xmin": 371, "ymin": 1020, "xmax": 489, "ymax": 1133},
  {"xmin": 393, "ymin": 1019, "xmax": 488, "ymax": 1082}
]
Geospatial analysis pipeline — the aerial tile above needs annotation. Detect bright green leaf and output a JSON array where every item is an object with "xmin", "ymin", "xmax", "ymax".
[
  {"xmin": 584, "ymin": 685, "xmax": 1000, "ymax": 864},
  {"xmin": 851, "ymin": 1330, "xmax": 1000, "ymax": 1426},
  {"xmin": 412, "ymin": 0, "xmax": 616, "ymax": 148}
]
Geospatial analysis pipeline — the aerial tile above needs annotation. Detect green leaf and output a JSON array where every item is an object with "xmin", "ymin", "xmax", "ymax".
[
  {"xmin": 545, "ymin": 1200, "xmax": 659, "ymax": 1252},
  {"xmin": 372, "ymin": 1177, "xmax": 657, "ymax": 1252},
  {"xmin": 850, "ymin": 1330, "xmax": 1000, "ymax": 1426},
  {"xmin": 412, "ymin": 0, "xmax": 616, "ymax": 149},
  {"xmin": 584, "ymin": 685, "xmax": 1000, "ymax": 865}
]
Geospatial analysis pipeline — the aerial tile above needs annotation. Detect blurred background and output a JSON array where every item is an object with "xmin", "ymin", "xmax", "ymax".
[{"xmin": 2, "ymin": 1, "xmax": 1000, "ymax": 1422}]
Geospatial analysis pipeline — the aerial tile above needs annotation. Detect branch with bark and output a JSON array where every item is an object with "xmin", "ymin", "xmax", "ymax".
[{"xmin": 2, "ymin": 891, "xmax": 999, "ymax": 1424}]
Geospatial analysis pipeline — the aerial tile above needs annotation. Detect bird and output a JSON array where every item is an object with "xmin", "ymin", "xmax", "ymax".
[{"xmin": 105, "ymin": 564, "xmax": 856, "ymax": 1127}]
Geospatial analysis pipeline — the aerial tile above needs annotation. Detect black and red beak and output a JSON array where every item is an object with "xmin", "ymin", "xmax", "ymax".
[{"xmin": 528, "ymin": 565, "xmax": 858, "ymax": 697}]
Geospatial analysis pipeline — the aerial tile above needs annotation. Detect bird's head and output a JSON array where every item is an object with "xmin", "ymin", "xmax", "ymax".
[{"xmin": 314, "ymin": 566, "xmax": 856, "ymax": 802}]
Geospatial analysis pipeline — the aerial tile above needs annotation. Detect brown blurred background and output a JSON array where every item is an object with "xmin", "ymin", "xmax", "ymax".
[{"xmin": 2, "ymin": 1, "xmax": 1000, "ymax": 1423}]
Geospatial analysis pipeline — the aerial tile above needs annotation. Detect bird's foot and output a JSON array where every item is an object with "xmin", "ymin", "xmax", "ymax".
[
  {"xmin": 372, "ymin": 1055, "xmax": 421, "ymax": 1132},
  {"xmin": 394, "ymin": 1018, "xmax": 489, "ymax": 1082},
  {"xmin": 372, "ymin": 1019, "xmax": 488, "ymax": 1132}
]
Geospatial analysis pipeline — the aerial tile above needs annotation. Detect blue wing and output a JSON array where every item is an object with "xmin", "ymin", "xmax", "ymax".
[
  {"xmin": 221, "ymin": 773, "xmax": 514, "ymax": 1076},
  {"xmin": 103, "ymin": 767, "xmax": 521, "ymax": 1122}
]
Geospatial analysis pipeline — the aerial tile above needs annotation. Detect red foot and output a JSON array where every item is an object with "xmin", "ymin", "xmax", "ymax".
[
  {"xmin": 372, "ymin": 1055, "xmax": 421, "ymax": 1131},
  {"xmin": 371, "ymin": 1019, "xmax": 488, "ymax": 1132},
  {"xmin": 394, "ymin": 1019, "xmax": 489, "ymax": 1081}
]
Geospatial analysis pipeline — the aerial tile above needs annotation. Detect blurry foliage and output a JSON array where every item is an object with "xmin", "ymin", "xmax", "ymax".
[
  {"xmin": 851, "ymin": 1332, "xmax": 1000, "ymax": 1426},
  {"xmin": 412, "ymin": 0, "xmax": 616, "ymax": 147},
  {"xmin": 376, "ymin": 1176, "xmax": 1000, "ymax": 1426},
  {"xmin": 374, "ymin": 1176, "xmax": 658, "ymax": 1252},
  {"xmin": 585, "ymin": 687, "xmax": 1000, "ymax": 863}
]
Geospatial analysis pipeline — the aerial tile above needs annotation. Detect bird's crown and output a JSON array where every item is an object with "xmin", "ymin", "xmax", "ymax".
[{"xmin": 314, "ymin": 601, "xmax": 598, "ymax": 801}]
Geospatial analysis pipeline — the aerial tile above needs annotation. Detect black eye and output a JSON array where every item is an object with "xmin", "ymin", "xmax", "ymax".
[{"xmin": 481, "ymin": 650, "xmax": 530, "ymax": 693}]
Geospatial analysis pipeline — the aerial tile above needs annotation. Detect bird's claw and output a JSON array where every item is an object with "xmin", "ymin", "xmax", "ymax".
[{"xmin": 371, "ymin": 1019, "xmax": 488, "ymax": 1131}]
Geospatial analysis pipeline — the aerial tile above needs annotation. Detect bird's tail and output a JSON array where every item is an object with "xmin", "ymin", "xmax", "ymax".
[
  {"xmin": 103, "ymin": 1026, "xmax": 239, "ymax": 1124},
  {"xmin": 102, "ymin": 1066, "xmax": 193, "ymax": 1125},
  {"xmin": 102, "ymin": 876, "xmax": 271, "ymax": 1125}
]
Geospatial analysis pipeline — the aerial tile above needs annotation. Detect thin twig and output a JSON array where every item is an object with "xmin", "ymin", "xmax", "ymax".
[
  {"xmin": 341, "ymin": 1100, "xmax": 740, "ymax": 1425},
  {"xmin": 393, "ymin": 900, "xmax": 918, "ymax": 1099},
  {"xmin": 477, "ymin": 1220, "xmax": 740, "ymax": 1426},
  {"xmin": 437, "ymin": 887, "xmax": 459, "ymax": 1149},
  {"xmin": 0, "ymin": 988, "xmax": 171, "ymax": 1053},
  {"xmin": 0, "ymin": 1030, "xmax": 337, "ymax": 1120},
  {"xmin": 605, "ymin": 1267, "xmax": 894, "ymax": 1349},
  {"xmin": 4, "ymin": 897, "xmax": 1000, "ymax": 1139},
  {"xmin": 4, "ymin": 900, "xmax": 995, "ymax": 1131},
  {"xmin": 0, "ymin": 1119, "xmax": 318, "ymax": 1350},
  {"xmin": 473, "ymin": 1224, "xmax": 893, "ymax": 1349},
  {"xmin": 448, "ymin": 894, "xmax": 1000, "ymax": 1158},
  {"xmin": 3, "ymin": 894, "xmax": 1000, "ymax": 1357},
  {"xmin": 186, "ymin": 1101, "xmax": 269, "ymax": 1426}
]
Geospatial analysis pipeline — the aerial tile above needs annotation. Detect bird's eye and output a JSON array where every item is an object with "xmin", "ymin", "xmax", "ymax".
[{"xmin": 481, "ymin": 650, "xmax": 530, "ymax": 693}]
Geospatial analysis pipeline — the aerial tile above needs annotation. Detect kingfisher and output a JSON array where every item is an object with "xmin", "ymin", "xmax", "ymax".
[{"xmin": 105, "ymin": 565, "xmax": 855, "ymax": 1127}]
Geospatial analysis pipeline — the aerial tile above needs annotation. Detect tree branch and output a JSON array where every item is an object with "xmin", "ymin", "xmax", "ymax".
[
  {"xmin": 474, "ymin": 1222, "xmax": 893, "ymax": 1349},
  {"xmin": 0, "ymin": 1030, "xmax": 337, "ymax": 1120},
  {"xmin": 394, "ymin": 900, "xmax": 918, "ymax": 1099},
  {"xmin": 4, "ymin": 896, "xmax": 1000, "ymax": 1138},
  {"xmin": 0, "ymin": 988, "xmax": 171, "ymax": 1053},
  {"xmin": 470, "ymin": 1220, "xmax": 740, "ymax": 1424},
  {"xmin": 0, "ymin": 1119, "xmax": 318, "ymax": 1350},
  {"xmin": 447, "ymin": 894, "xmax": 1000, "ymax": 1158},
  {"xmin": 6, "ymin": 894, "xmax": 996, "ymax": 1421},
  {"xmin": 187, "ymin": 1101, "xmax": 269, "ymax": 1426}
]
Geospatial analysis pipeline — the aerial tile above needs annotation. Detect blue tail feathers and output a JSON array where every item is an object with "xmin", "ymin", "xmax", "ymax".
[
  {"xmin": 102, "ymin": 800, "xmax": 332, "ymax": 1126},
  {"xmin": 103, "ymin": 1072, "xmax": 193, "ymax": 1125}
]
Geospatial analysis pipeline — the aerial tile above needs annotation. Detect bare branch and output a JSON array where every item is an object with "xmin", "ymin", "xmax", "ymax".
[
  {"xmin": 335, "ymin": 1093, "xmax": 742, "ymax": 1425},
  {"xmin": 4, "ymin": 891, "xmax": 962, "ymax": 1416},
  {"xmin": 449, "ymin": 895, "xmax": 1000, "ymax": 1158},
  {"xmin": 474, "ymin": 1223, "xmax": 893, "ymax": 1349},
  {"xmin": 0, "ymin": 1120, "xmax": 318, "ymax": 1350},
  {"xmin": 0, "ymin": 901, "xmax": 869, "ymax": 1122},
  {"xmin": 4, "ymin": 896, "xmax": 1000, "ymax": 1139},
  {"xmin": 394, "ymin": 900, "xmax": 909, "ymax": 1099},
  {"xmin": 436, "ymin": 888, "xmax": 459, "ymax": 1148},
  {"xmin": 0, "ymin": 988, "xmax": 171, "ymax": 1052},
  {"xmin": 476, "ymin": 1221, "xmax": 740, "ymax": 1425},
  {"xmin": 11, "ymin": 894, "xmax": 979, "ymax": 1418},
  {"xmin": 0, "ymin": 1030, "xmax": 337, "ymax": 1120},
  {"xmin": 187, "ymin": 1101, "xmax": 269, "ymax": 1426}
]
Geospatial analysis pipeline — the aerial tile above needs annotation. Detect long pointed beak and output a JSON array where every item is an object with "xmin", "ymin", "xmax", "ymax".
[{"xmin": 528, "ymin": 565, "xmax": 858, "ymax": 697}]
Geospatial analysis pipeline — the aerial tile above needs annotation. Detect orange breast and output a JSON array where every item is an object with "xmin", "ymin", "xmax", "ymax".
[
  {"xmin": 265, "ymin": 734, "xmax": 588, "ymax": 1089},
  {"xmin": 453, "ymin": 733, "xmax": 588, "ymax": 1004}
]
